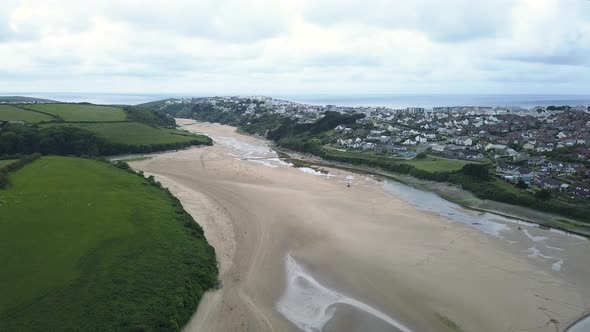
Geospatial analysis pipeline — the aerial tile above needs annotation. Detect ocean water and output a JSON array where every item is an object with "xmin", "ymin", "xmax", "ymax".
[
  {"xmin": 282, "ymin": 94, "xmax": 590, "ymax": 109},
  {"xmin": 2, "ymin": 92, "xmax": 590, "ymax": 109}
]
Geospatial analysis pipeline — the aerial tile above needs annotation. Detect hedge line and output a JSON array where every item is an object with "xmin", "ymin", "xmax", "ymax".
[{"xmin": 0, "ymin": 153, "xmax": 42, "ymax": 188}]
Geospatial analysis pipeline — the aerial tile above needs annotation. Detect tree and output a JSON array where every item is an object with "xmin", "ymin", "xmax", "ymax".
[
  {"xmin": 535, "ymin": 189, "xmax": 552, "ymax": 200},
  {"xmin": 460, "ymin": 163, "xmax": 491, "ymax": 181},
  {"xmin": 515, "ymin": 179, "xmax": 528, "ymax": 189}
]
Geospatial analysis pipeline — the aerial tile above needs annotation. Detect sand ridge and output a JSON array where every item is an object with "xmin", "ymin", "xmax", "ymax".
[{"xmin": 131, "ymin": 119, "xmax": 590, "ymax": 332}]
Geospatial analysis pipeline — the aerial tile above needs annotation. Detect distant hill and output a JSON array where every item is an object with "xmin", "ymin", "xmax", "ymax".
[{"xmin": 0, "ymin": 96, "xmax": 59, "ymax": 104}]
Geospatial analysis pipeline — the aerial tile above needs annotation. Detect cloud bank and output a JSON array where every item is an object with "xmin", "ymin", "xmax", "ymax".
[{"xmin": 0, "ymin": 0, "xmax": 589, "ymax": 94}]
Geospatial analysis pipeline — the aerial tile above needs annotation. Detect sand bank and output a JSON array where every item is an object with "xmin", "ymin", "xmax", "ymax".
[{"xmin": 131, "ymin": 120, "xmax": 590, "ymax": 332}]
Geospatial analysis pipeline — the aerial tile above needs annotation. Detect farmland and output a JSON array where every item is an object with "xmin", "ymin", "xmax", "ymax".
[
  {"xmin": 0, "ymin": 105, "xmax": 54, "ymax": 123},
  {"xmin": 42, "ymin": 122, "xmax": 208, "ymax": 145},
  {"xmin": 0, "ymin": 103, "xmax": 212, "ymax": 155},
  {"xmin": 24, "ymin": 103, "xmax": 126, "ymax": 122},
  {"xmin": 0, "ymin": 156, "xmax": 217, "ymax": 330}
]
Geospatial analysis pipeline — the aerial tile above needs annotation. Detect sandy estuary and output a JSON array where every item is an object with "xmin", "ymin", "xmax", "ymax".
[{"xmin": 131, "ymin": 119, "xmax": 590, "ymax": 332}]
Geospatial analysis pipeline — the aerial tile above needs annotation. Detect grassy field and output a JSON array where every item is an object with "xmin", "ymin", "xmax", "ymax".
[
  {"xmin": 404, "ymin": 156, "xmax": 473, "ymax": 172},
  {"xmin": 0, "ymin": 156, "xmax": 217, "ymax": 330},
  {"xmin": 43, "ymin": 122, "xmax": 208, "ymax": 145},
  {"xmin": 25, "ymin": 103, "xmax": 126, "ymax": 122},
  {"xmin": 0, "ymin": 159, "xmax": 17, "ymax": 168},
  {"xmin": 0, "ymin": 105, "xmax": 54, "ymax": 123}
]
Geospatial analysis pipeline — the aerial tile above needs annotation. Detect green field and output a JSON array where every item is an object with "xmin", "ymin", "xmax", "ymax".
[
  {"xmin": 0, "ymin": 159, "xmax": 17, "ymax": 168},
  {"xmin": 43, "ymin": 122, "xmax": 208, "ymax": 145},
  {"xmin": 404, "ymin": 157, "xmax": 473, "ymax": 172},
  {"xmin": 0, "ymin": 156, "xmax": 217, "ymax": 330},
  {"xmin": 0, "ymin": 105, "xmax": 54, "ymax": 123},
  {"xmin": 25, "ymin": 103, "xmax": 126, "ymax": 122}
]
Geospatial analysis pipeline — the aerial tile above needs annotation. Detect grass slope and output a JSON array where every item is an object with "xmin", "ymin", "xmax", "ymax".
[
  {"xmin": 43, "ymin": 122, "xmax": 208, "ymax": 145},
  {"xmin": 0, "ymin": 105, "xmax": 54, "ymax": 123},
  {"xmin": 0, "ymin": 159, "xmax": 17, "ymax": 168},
  {"xmin": 0, "ymin": 156, "xmax": 217, "ymax": 330},
  {"xmin": 25, "ymin": 103, "xmax": 126, "ymax": 122}
]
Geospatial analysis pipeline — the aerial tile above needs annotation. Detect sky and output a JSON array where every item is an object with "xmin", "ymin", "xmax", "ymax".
[{"xmin": 0, "ymin": 0, "xmax": 589, "ymax": 95}]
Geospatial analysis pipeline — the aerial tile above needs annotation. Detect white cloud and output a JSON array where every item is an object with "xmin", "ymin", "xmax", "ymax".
[{"xmin": 0, "ymin": 0, "xmax": 589, "ymax": 95}]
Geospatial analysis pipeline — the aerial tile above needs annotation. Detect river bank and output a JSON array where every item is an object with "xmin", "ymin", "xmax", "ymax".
[
  {"xmin": 273, "ymin": 147, "xmax": 590, "ymax": 238},
  {"xmin": 130, "ymin": 120, "xmax": 590, "ymax": 332}
]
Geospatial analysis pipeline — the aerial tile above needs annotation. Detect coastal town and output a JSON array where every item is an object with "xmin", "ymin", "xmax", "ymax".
[{"xmin": 162, "ymin": 96, "xmax": 590, "ymax": 199}]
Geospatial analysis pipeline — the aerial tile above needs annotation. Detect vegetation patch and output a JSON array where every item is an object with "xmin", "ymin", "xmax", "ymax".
[
  {"xmin": 0, "ymin": 156, "xmax": 218, "ymax": 330},
  {"xmin": 0, "ymin": 105, "xmax": 54, "ymax": 123},
  {"xmin": 435, "ymin": 313, "xmax": 464, "ymax": 332},
  {"xmin": 0, "ymin": 159, "xmax": 17, "ymax": 168}
]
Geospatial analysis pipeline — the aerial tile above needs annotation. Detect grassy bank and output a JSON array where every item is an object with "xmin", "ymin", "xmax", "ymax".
[{"xmin": 0, "ymin": 156, "xmax": 218, "ymax": 330}]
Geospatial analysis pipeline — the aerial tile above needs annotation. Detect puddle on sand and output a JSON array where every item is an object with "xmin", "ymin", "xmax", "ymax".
[{"xmin": 276, "ymin": 254, "xmax": 412, "ymax": 332}]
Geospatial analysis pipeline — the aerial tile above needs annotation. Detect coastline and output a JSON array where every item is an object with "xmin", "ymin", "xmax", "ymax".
[{"xmin": 130, "ymin": 120, "xmax": 590, "ymax": 332}]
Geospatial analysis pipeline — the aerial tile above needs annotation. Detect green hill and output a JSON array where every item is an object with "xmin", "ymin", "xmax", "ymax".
[
  {"xmin": 0, "ymin": 156, "xmax": 217, "ymax": 330},
  {"xmin": 0, "ymin": 103, "xmax": 211, "ymax": 156}
]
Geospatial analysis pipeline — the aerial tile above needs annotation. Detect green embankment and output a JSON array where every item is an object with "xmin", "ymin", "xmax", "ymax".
[
  {"xmin": 42, "ymin": 122, "xmax": 207, "ymax": 145},
  {"xmin": 0, "ymin": 156, "xmax": 217, "ymax": 330},
  {"xmin": 24, "ymin": 103, "xmax": 127, "ymax": 121},
  {"xmin": 325, "ymin": 149, "xmax": 472, "ymax": 173},
  {"xmin": 0, "ymin": 105, "xmax": 54, "ymax": 123},
  {"xmin": 0, "ymin": 159, "xmax": 17, "ymax": 168}
]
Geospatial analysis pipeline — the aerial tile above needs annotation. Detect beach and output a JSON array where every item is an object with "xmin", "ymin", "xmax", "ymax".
[{"xmin": 131, "ymin": 120, "xmax": 590, "ymax": 332}]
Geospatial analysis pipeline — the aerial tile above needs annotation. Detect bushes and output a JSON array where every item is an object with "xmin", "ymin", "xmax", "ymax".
[
  {"xmin": 459, "ymin": 163, "xmax": 491, "ymax": 181},
  {"xmin": 0, "ymin": 153, "xmax": 42, "ymax": 188},
  {"xmin": 535, "ymin": 189, "xmax": 552, "ymax": 200}
]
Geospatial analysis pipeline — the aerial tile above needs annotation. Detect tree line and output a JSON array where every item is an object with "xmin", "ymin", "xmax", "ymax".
[{"xmin": 0, "ymin": 123, "xmax": 211, "ymax": 157}]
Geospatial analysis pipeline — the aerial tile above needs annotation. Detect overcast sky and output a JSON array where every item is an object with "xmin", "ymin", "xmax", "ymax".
[{"xmin": 0, "ymin": 0, "xmax": 589, "ymax": 95}]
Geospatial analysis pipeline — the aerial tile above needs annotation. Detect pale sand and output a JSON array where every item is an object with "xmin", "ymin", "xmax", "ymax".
[{"xmin": 131, "ymin": 120, "xmax": 590, "ymax": 332}]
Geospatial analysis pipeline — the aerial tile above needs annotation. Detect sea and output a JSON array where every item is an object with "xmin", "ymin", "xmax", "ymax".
[{"xmin": 2, "ymin": 92, "xmax": 590, "ymax": 109}]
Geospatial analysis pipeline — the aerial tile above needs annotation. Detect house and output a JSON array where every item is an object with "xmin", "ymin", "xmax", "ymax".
[
  {"xmin": 569, "ymin": 184, "xmax": 590, "ymax": 197},
  {"xmin": 496, "ymin": 162, "xmax": 520, "ymax": 175},
  {"xmin": 523, "ymin": 142, "xmax": 535, "ymax": 150},
  {"xmin": 463, "ymin": 150, "xmax": 484, "ymax": 160},
  {"xmin": 528, "ymin": 156, "xmax": 546, "ymax": 166},
  {"xmin": 431, "ymin": 144, "xmax": 446, "ymax": 154},
  {"xmin": 515, "ymin": 167, "xmax": 534, "ymax": 183},
  {"xmin": 535, "ymin": 177, "xmax": 567, "ymax": 190}
]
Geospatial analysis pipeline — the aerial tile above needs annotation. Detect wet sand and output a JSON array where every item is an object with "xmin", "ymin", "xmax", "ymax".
[{"xmin": 131, "ymin": 120, "xmax": 590, "ymax": 332}]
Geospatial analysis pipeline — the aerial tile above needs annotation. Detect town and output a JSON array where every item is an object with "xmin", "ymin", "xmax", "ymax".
[{"xmin": 162, "ymin": 96, "xmax": 590, "ymax": 199}]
